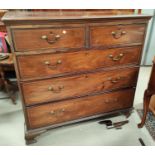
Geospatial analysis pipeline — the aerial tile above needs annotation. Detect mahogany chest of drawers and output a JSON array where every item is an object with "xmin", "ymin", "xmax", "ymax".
[{"xmin": 2, "ymin": 11, "xmax": 151, "ymax": 144}]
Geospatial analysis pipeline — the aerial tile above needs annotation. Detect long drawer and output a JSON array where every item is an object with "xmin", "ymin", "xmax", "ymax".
[
  {"xmin": 21, "ymin": 67, "xmax": 138, "ymax": 106},
  {"xmin": 27, "ymin": 88, "xmax": 135, "ymax": 129},
  {"xmin": 90, "ymin": 24, "xmax": 145, "ymax": 47},
  {"xmin": 12, "ymin": 27, "xmax": 85, "ymax": 51},
  {"xmin": 17, "ymin": 46, "xmax": 141, "ymax": 80}
]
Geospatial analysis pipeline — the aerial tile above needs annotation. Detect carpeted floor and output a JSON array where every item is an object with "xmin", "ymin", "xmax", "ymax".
[{"xmin": 137, "ymin": 109, "xmax": 155, "ymax": 141}]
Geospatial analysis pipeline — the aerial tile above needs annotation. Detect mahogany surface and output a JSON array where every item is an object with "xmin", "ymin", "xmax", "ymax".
[
  {"xmin": 2, "ymin": 10, "xmax": 150, "ymax": 22},
  {"xmin": 12, "ymin": 27, "xmax": 85, "ymax": 51},
  {"xmin": 138, "ymin": 57, "xmax": 155, "ymax": 128},
  {"xmin": 22, "ymin": 67, "xmax": 138, "ymax": 106},
  {"xmin": 0, "ymin": 53, "xmax": 17, "ymax": 104},
  {"xmin": 17, "ymin": 46, "xmax": 141, "ymax": 80},
  {"xmin": 27, "ymin": 88, "xmax": 135, "ymax": 129},
  {"xmin": 90, "ymin": 24, "xmax": 145, "ymax": 47},
  {"xmin": 2, "ymin": 11, "xmax": 151, "ymax": 144}
]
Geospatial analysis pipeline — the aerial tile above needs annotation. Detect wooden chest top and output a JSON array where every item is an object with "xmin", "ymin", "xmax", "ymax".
[{"xmin": 2, "ymin": 11, "xmax": 152, "ymax": 24}]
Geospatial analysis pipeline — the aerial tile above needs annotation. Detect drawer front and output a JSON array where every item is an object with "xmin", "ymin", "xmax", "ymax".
[
  {"xmin": 22, "ymin": 67, "xmax": 138, "ymax": 105},
  {"xmin": 90, "ymin": 24, "xmax": 145, "ymax": 47},
  {"xmin": 12, "ymin": 27, "xmax": 85, "ymax": 51},
  {"xmin": 17, "ymin": 46, "xmax": 141, "ymax": 80},
  {"xmin": 27, "ymin": 88, "xmax": 135, "ymax": 129}
]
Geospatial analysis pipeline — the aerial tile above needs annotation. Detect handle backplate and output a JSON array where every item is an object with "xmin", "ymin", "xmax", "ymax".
[
  {"xmin": 48, "ymin": 85, "xmax": 64, "ymax": 93},
  {"xmin": 109, "ymin": 53, "xmax": 124, "ymax": 61},
  {"xmin": 44, "ymin": 59, "xmax": 62, "ymax": 69},
  {"xmin": 111, "ymin": 29, "xmax": 126, "ymax": 39},
  {"xmin": 41, "ymin": 32, "xmax": 61, "ymax": 44}
]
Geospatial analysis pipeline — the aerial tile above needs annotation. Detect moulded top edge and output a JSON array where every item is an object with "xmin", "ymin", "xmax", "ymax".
[{"xmin": 2, "ymin": 11, "xmax": 152, "ymax": 23}]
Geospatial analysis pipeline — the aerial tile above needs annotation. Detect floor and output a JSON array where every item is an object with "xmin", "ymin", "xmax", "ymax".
[{"xmin": 0, "ymin": 67, "xmax": 154, "ymax": 146}]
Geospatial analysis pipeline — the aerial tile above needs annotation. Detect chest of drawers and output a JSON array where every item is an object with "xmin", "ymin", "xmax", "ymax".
[{"xmin": 2, "ymin": 11, "xmax": 151, "ymax": 144}]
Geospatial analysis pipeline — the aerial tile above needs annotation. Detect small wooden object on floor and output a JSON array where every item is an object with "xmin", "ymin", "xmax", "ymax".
[
  {"xmin": 0, "ymin": 53, "xmax": 17, "ymax": 104},
  {"xmin": 138, "ymin": 57, "xmax": 155, "ymax": 128}
]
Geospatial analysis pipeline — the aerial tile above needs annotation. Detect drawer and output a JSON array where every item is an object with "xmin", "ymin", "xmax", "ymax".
[
  {"xmin": 22, "ymin": 67, "xmax": 138, "ymax": 106},
  {"xmin": 27, "ymin": 88, "xmax": 135, "ymax": 129},
  {"xmin": 17, "ymin": 46, "xmax": 141, "ymax": 80},
  {"xmin": 12, "ymin": 27, "xmax": 85, "ymax": 51},
  {"xmin": 90, "ymin": 24, "xmax": 145, "ymax": 47}
]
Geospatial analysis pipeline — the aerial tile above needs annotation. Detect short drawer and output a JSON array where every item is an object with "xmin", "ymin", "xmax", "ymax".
[
  {"xmin": 12, "ymin": 27, "xmax": 85, "ymax": 51},
  {"xmin": 90, "ymin": 24, "xmax": 145, "ymax": 47},
  {"xmin": 21, "ymin": 67, "xmax": 138, "ymax": 106},
  {"xmin": 17, "ymin": 46, "xmax": 141, "ymax": 80},
  {"xmin": 27, "ymin": 88, "xmax": 135, "ymax": 129}
]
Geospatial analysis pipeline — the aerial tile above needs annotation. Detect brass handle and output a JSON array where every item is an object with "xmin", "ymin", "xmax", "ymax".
[
  {"xmin": 111, "ymin": 30, "xmax": 126, "ymax": 39},
  {"xmin": 44, "ymin": 61, "xmax": 50, "ymax": 65},
  {"xmin": 41, "ymin": 35, "xmax": 47, "ymax": 39},
  {"xmin": 48, "ymin": 85, "xmax": 64, "ymax": 93},
  {"xmin": 49, "ymin": 109, "xmax": 65, "ymax": 115},
  {"xmin": 121, "ymin": 31, "xmax": 126, "ymax": 34},
  {"xmin": 109, "ymin": 53, "xmax": 124, "ymax": 61},
  {"xmin": 111, "ymin": 31, "xmax": 126, "ymax": 35},
  {"xmin": 41, "ymin": 33, "xmax": 61, "ymax": 44},
  {"xmin": 44, "ymin": 60, "xmax": 62, "ymax": 69},
  {"xmin": 111, "ymin": 31, "xmax": 116, "ymax": 35},
  {"xmin": 108, "ymin": 76, "xmax": 122, "ymax": 84}
]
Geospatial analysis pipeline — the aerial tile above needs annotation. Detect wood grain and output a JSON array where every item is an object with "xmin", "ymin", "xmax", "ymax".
[
  {"xmin": 90, "ymin": 24, "xmax": 145, "ymax": 47},
  {"xmin": 2, "ymin": 11, "xmax": 151, "ymax": 23},
  {"xmin": 138, "ymin": 57, "xmax": 155, "ymax": 127},
  {"xmin": 17, "ymin": 46, "xmax": 141, "ymax": 80},
  {"xmin": 21, "ymin": 67, "xmax": 139, "ymax": 105},
  {"xmin": 27, "ymin": 88, "xmax": 135, "ymax": 129},
  {"xmin": 12, "ymin": 27, "xmax": 85, "ymax": 51},
  {"xmin": 2, "ymin": 11, "xmax": 151, "ymax": 143}
]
